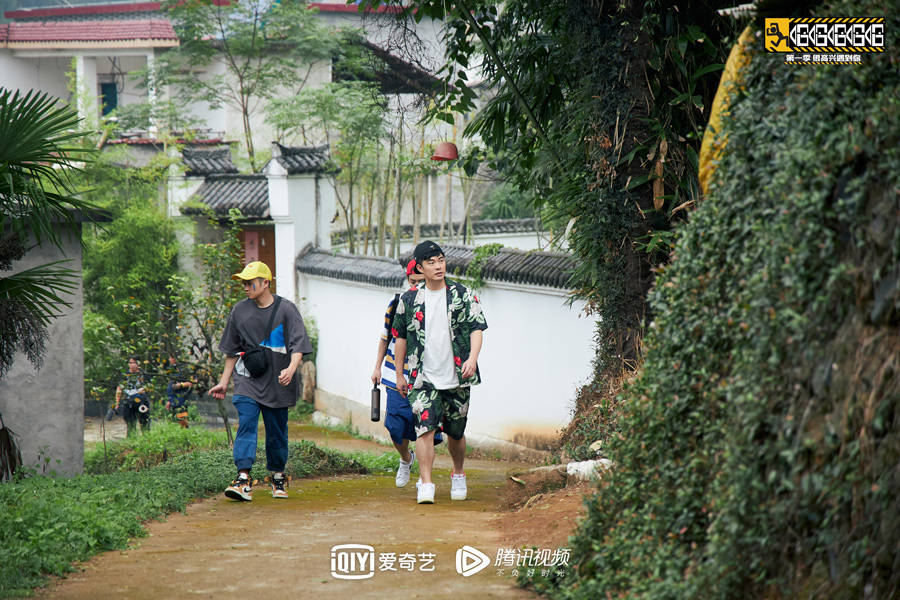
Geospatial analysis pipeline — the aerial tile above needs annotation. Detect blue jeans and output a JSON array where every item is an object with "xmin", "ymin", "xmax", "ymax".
[{"xmin": 232, "ymin": 394, "xmax": 289, "ymax": 472}]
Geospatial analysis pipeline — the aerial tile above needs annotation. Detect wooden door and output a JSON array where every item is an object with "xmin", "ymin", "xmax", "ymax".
[{"xmin": 239, "ymin": 226, "xmax": 276, "ymax": 293}]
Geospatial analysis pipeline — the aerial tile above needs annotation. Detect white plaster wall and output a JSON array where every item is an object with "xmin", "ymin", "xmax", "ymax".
[
  {"xmin": 270, "ymin": 174, "xmax": 325, "ymax": 303},
  {"xmin": 167, "ymin": 175, "xmax": 205, "ymax": 218},
  {"xmin": 274, "ymin": 220, "xmax": 296, "ymax": 301},
  {"xmin": 288, "ymin": 177, "xmax": 317, "ymax": 253},
  {"xmin": 0, "ymin": 54, "xmax": 71, "ymax": 101},
  {"xmin": 164, "ymin": 61, "xmax": 228, "ymax": 136},
  {"xmin": 0, "ymin": 228, "xmax": 85, "ymax": 476},
  {"xmin": 297, "ymin": 275, "xmax": 397, "ymax": 407},
  {"xmin": 468, "ymin": 283, "xmax": 594, "ymax": 446},
  {"xmin": 317, "ymin": 175, "xmax": 336, "ymax": 251},
  {"xmin": 299, "ymin": 272, "xmax": 596, "ymax": 448},
  {"xmin": 223, "ymin": 59, "xmax": 332, "ymax": 159}
]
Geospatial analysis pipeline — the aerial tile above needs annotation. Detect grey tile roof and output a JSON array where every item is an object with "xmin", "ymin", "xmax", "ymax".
[
  {"xmin": 332, "ymin": 218, "xmax": 541, "ymax": 245},
  {"xmin": 296, "ymin": 249, "xmax": 407, "ymax": 288},
  {"xmin": 183, "ymin": 174, "xmax": 269, "ymax": 218},
  {"xmin": 400, "ymin": 243, "xmax": 576, "ymax": 289},
  {"xmin": 297, "ymin": 243, "xmax": 575, "ymax": 289},
  {"xmin": 182, "ymin": 147, "xmax": 237, "ymax": 176},
  {"xmin": 272, "ymin": 144, "xmax": 332, "ymax": 175}
]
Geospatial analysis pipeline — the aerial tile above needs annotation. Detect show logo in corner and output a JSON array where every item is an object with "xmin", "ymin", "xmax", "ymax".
[{"xmin": 765, "ymin": 17, "xmax": 884, "ymax": 65}]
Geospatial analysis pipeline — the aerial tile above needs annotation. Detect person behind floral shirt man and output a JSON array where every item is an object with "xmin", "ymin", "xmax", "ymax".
[
  {"xmin": 393, "ymin": 240, "xmax": 487, "ymax": 504},
  {"xmin": 371, "ymin": 259, "xmax": 444, "ymax": 488}
]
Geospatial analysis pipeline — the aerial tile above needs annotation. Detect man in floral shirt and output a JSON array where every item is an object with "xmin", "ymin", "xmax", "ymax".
[{"xmin": 393, "ymin": 241, "xmax": 487, "ymax": 504}]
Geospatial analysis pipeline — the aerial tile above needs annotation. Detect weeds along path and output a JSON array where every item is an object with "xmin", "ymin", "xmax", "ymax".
[{"xmin": 48, "ymin": 423, "xmax": 537, "ymax": 599}]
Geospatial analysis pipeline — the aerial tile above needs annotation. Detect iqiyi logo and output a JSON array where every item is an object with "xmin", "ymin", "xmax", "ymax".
[
  {"xmin": 330, "ymin": 544, "xmax": 375, "ymax": 580},
  {"xmin": 455, "ymin": 545, "xmax": 491, "ymax": 577}
]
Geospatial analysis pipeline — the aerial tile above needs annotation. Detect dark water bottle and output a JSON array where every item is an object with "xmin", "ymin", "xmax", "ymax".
[{"xmin": 370, "ymin": 384, "xmax": 381, "ymax": 422}]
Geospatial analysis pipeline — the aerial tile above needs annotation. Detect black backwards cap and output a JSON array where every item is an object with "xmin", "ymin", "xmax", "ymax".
[{"xmin": 413, "ymin": 240, "xmax": 444, "ymax": 264}]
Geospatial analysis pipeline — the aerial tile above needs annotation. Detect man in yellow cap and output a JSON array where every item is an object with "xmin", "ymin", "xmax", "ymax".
[{"xmin": 209, "ymin": 261, "xmax": 313, "ymax": 501}]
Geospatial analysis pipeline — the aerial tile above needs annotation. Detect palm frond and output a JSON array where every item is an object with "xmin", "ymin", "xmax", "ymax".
[
  {"xmin": 0, "ymin": 260, "xmax": 77, "ymax": 325},
  {"xmin": 0, "ymin": 87, "xmax": 97, "ymax": 249}
]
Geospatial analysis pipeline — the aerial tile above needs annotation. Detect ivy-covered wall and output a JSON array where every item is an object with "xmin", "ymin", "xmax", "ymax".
[{"xmin": 544, "ymin": 1, "xmax": 899, "ymax": 598}]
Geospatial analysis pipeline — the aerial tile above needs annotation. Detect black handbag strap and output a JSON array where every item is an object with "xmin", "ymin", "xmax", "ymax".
[
  {"xmin": 264, "ymin": 295, "xmax": 282, "ymax": 346},
  {"xmin": 239, "ymin": 295, "xmax": 282, "ymax": 353}
]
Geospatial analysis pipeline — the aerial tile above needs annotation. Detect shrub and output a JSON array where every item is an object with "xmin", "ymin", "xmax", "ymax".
[
  {"xmin": 84, "ymin": 421, "xmax": 228, "ymax": 474},
  {"xmin": 547, "ymin": 2, "xmax": 900, "ymax": 598}
]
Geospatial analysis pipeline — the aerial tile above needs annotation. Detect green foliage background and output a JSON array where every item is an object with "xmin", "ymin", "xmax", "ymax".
[
  {"xmin": 538, "ymin": 2, "xmax": 900, "ymax": 598},
  {"xmin": 78, "ymin": 150, "xmax": 180, "ymax": 409}
]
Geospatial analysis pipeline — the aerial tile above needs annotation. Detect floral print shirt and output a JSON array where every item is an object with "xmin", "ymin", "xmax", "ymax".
[{"xmin": 391, "ymin": 278, "xmax": 488, "ymax": 390}]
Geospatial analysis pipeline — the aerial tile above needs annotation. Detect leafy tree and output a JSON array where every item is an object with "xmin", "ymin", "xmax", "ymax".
[
  {"xmin": 157, "ymin": 0, "xmax": 337, "ymax": 171},
  {"xmin": 80, "ymin": 152, "xmax": 179, "ymax": 339},
  {"xmin": 79, "ymin": 150, "xmax": 180, "ymax": 410},
  {"xmin": 0, "ymin": 88, "xmax": 96, "ymax": 378},
  {"xmin": 110, "ymin": 100, "xmax": 203, "ymax": 138},
  {"xmin": 475, "ymin": 181, "xmax": 535, "ymax": 221},
  {"xmin": 359, "ymin": 0, "xmax": 732, "ymax": 372},
  {"xmin": 268, "ymin": 81, "xmax": 388, "ymax": 253},
  {"xmin": 168, "ymin": 209, "xmax": 246, "ymax": 442}
]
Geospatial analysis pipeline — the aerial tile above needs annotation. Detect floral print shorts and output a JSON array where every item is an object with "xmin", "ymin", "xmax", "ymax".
[{"xmin": 409, "ymin": 385, "xmax": 470, "ymax": 440}]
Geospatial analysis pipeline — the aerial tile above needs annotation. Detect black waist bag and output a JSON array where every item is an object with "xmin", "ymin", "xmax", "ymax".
[{"xmin": 240, "ymin": 296, "xmax": 282, "ymax": 378}]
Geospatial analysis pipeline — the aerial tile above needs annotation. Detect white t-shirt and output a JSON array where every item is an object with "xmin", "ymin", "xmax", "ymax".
[{"xmin": 421, "ymin": 286, "xmax": 458, "ymax": 389}]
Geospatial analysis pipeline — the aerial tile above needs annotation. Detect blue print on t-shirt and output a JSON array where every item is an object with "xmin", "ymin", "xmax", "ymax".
[{"xmin": 261, "ymin": 323, "xmax": 287, "ymax": 354}]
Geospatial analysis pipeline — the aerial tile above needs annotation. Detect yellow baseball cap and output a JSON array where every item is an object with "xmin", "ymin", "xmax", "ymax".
[{"xmin": 233, "ymin": 261, "xmax": 272, "ymax": 281}]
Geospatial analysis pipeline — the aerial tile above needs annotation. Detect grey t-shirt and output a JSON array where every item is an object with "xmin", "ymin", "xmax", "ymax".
[{"xmin": 219, "ymin": 296, "xmax": 313, "ymax": 408}]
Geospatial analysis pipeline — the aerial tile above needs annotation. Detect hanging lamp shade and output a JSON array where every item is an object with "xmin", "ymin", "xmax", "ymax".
[{"xmin": 430, "ymin": 141, "xmax": 459, "ymax": 161}]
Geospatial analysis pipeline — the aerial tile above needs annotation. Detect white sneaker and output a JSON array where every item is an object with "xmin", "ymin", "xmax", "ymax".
[
  {"xmin": 417, "ymin": 482, "xmax": 435, "ymax": 504},
  {"xmin": 396, "ymin": 450, "xmax": 415, "ymax": 488},
  {"xmin": 450, "ymin": 472, "xmax": 467, "ymax": 500}
]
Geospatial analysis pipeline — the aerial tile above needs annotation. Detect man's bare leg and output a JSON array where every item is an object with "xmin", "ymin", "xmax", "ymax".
[
  {"xmin": 393, "ymin": 439, "xmax": 412, "ymax": 463},
  {"xmin": 416, "ymin": 429, "xmax": 437, "ymax": 483},
  {"xmin": 448, "ymin": 434, "xmax": 466, "ymax": 475}
]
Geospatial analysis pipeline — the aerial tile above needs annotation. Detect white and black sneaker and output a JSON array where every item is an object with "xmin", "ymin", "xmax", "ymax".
[
  {"xmin": 271, "ymin": 473, "xmax": 288, "ymax": 499},
  {"xmin": 225, "ymin": 474, "xmax": 252, "ymax": 501}
]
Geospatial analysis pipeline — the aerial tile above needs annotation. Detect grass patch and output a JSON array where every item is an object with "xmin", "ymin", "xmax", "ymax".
[
  {"xmin": 84, "ymin": 421, "xmax": 228, "ymax": 474},
  {"xmin": 288, "ymin": 401, "xmax": 316, "ymax": 422},
  {"xmin": 339, "ymin": 450, "xmax": 400, "ymax": 474},
  {"xmin": 0, "ymin": 441, "xmax": 365, "ymax": 597}
]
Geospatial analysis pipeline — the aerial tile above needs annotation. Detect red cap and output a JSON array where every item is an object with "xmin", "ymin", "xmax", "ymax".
[{"xmin": 405, "ymin": 259, "xmax": 419, "ymax": 276}]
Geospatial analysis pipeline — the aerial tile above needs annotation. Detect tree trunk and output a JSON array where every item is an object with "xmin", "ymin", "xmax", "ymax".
[
  {"xmin": 378, "ymin": 137, "xmax": 394, "ymax": 257},
  {"xmin": 412, "ymin": 174, "xmax": 420, "ymax": 245},
  {"xmin": 217, "ymin": 397, "xmax": 234, "ymax": 446},
  {"xmin": 440, "ymin": 171, "xmax": 452, "ymax": 242},
  {"xmin": 241, "ymin": 96, "xmax": 256, "ymax": 172},
  {"xmin": 364, "ymin": 152, "xmax": 378, "ymax": 255},
  {"xmin": 392, "ymin": 162, "xmax": 402, "ymax": 259}
]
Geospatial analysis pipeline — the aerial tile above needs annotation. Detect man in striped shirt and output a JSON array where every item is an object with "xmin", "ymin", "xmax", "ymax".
[{"xmin": 371, "ymin": 259, "xmax": 443, "ymax": 487}]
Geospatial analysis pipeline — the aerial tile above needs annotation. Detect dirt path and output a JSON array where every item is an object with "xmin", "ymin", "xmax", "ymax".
[{"xmin": 46, "ymin": 423, "xmax": 543, "ymax": 599}]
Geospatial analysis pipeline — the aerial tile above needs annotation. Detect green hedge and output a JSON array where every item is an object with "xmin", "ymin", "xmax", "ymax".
[
  {"xmin": 545, "ymin": 1, "xmax": 899, "ymax": 598},
  {"xmin": 0, "ymin": 441, "xmax": 366, "ymax": 597}
]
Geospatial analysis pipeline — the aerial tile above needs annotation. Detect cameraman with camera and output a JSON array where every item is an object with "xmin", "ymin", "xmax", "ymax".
[{"xmin": 115, "ymin": 356, "xmax": 151, "ymax": 437}]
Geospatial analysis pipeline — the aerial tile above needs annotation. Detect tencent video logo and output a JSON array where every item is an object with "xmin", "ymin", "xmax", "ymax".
[
  {"xmin": 455, "ymin": 545, "xmax": 491, "ymax": 577},
  {"xmin": 330, "ymin": 544, "xmax": 375, "ymax": 580}
]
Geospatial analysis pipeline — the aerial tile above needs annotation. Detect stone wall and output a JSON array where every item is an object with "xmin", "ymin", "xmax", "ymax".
[{"xmin": 0, "ymin": 226, "xmax": 85, "ymax": 476}]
